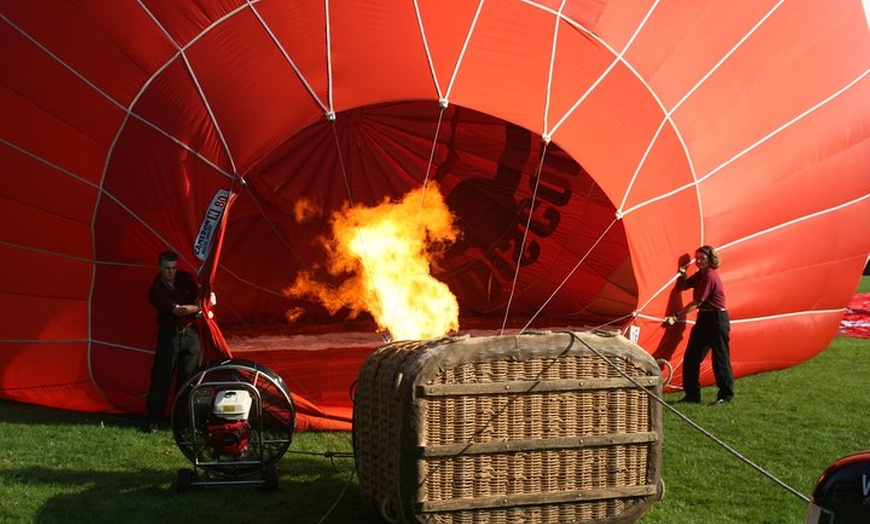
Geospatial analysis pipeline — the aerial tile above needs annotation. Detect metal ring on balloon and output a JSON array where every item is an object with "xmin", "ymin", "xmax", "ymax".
[{"xmin": 171, "ymin": 358, "xmax": 295, "ymax": 478}]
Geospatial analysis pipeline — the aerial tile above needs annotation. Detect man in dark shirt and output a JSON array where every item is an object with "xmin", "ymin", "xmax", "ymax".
[
  {"xmin": 144, "ymin": 250, "xmax": 203, "ymax": 432},
  {"xmin": 665, "ymin": 245, "xmax": 734, "ymax": 405}
]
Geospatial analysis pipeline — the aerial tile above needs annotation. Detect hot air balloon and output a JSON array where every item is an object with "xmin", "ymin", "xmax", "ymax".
[{"xmin": 1, "ymin": 0, "xmax": 868, "ymax": 431}]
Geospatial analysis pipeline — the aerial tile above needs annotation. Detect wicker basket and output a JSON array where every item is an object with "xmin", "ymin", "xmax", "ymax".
[{"xmin": 353, "ymin": 330, "xmax": 663, "ymax": 524}]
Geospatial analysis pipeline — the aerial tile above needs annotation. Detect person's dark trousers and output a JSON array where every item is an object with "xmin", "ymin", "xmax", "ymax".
[
  {"xmin": 681, "ymin": 310, "xmax": 733, "ymax": 402},
  {"xmin": 708, "ymin": 310, "xmax": 734, "ymax": 400},
  {"xmin": 145, "ymin": 328, "xmax": 202, "ymax": 421}
]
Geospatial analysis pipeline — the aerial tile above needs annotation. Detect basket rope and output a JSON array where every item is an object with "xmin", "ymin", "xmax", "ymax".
[{"xmin": 563, "ymin": 331, "xmax": 810, "ymax": 504}]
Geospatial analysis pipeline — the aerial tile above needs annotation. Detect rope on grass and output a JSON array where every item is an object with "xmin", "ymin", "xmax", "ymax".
[
  {"xmin": 316, "ymin": 467, "xmax": 356, "ymax": 524},
  {"xmin": 563, "ymin": 331, "xmax": 811, "ymax": 505},
  {"xmin": 285, "ymin": 447, "xmax": 357, "ymax": 523},
  {"xmin": 286, "ymin": 449, "xmax": 355, "ymax": 471}
]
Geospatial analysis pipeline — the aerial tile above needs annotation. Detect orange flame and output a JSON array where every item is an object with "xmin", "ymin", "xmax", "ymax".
[
  {"xmin": 285, "ymin": 183, "xmax": 459, "ymax": 341},
  {"xmin": 293, "ymin": 198, "xmax": 320, "ymax": 223}
]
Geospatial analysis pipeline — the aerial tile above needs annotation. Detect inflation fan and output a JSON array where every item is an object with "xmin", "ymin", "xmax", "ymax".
[{"xmin": 171, "ymin": 359, "xmax": 295, "ymax": 492}]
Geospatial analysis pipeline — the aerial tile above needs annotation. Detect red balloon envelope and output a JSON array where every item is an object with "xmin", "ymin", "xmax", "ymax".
[{"xmin": 1, "ymin": 0, "xmax": 868, "ymax": 430}]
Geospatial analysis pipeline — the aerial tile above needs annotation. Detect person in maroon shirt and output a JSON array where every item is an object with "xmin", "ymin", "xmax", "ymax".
[
  {"xmin": 144, "ymin": 251, "xmax": 203, "ymax": 432},
  {"xmin": 665, "ymin": 245, "xmax": 734, "ymax": 405}
]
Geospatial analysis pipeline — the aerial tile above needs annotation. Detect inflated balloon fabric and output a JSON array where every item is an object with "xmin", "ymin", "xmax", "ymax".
[{"xmin": 1, "ymin": 0, "xmax": 868, "ymax": 430}]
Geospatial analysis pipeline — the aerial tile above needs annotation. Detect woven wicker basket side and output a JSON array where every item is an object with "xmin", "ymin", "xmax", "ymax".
[
  {"xmin": 356, "ymin": 331, "xmax": 662, "ymax": 524},
  {"xmin": 355, "ymin": 337, "xmax": 470, "ymax": 518}
]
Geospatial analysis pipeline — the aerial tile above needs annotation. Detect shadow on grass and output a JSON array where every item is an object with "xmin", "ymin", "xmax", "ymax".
[
  {"xmin": 4, "ymin": 456, "xmax": 383, "ymax": 524},
  {"xmin": 0, "ymin": 399, "xmax": 386, "ymax": 522},
  {"xmin": 0, "ymin": 399, "xmax": 147, "ymax": 431}
]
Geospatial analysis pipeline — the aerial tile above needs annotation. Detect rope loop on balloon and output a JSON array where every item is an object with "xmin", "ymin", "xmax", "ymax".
[{"xmin": 656, "ymin": 358, "xmax": 673, "ymax": 387}]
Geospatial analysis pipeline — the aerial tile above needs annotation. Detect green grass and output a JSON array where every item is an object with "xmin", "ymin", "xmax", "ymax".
[
  {"xmin": 642, "ymin": 335, "xmax": 870, "ymax": 523},
  {"xmin": 1, "ymin": 277, "xmax": 867, "ymax": 523},
  {"xmin": 2, "ymin": 337, "xmax": 867, "ymax": 524},
  {"xmin": 0, "ymin": 405, "xmax": 372, "ymax": 524}
]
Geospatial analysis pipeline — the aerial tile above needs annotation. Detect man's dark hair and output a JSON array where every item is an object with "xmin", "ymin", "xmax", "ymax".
[{"xmin": 157, "ymin": 250, "xmax": 179, "ymax": 265}]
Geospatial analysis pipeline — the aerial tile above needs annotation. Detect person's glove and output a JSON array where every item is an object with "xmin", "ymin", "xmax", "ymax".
[
  {"xmin": 664, "ymin": 315, "xmax": 677, "ymax": 326},
  {"xmin": 678, "ymin": 266, "xmax": 688, "ymax": 277}
]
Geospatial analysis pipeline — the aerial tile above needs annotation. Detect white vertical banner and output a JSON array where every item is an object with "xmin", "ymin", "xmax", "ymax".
[
  {"xmin": 629, "ymin": 325, "xmax": 640, "ymax": 344},
  {"xmin": 194, "ymin": 189, "xmax": 231, "ymax": 261}
]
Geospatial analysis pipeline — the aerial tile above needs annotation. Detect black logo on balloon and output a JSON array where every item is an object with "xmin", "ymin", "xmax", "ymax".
[{"xmin": 440, "ymin": 122, "xmax": 578, "ymax": 312}]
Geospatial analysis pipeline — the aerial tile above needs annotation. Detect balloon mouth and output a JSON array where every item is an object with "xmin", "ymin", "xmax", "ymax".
[{"xmin": 212, "ymin": 101, "xmax": 637, "ymax": 334}]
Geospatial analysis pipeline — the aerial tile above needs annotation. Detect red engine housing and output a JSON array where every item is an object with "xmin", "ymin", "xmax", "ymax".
[{"xmin": 205, "ymin": 420, "xmax": 251, "ymax": 455}]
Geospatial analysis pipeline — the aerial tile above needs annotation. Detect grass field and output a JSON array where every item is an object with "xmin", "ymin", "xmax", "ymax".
[{"xmin": 1, "ymin": 277, "xmax": 868, "ymax": 523}]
